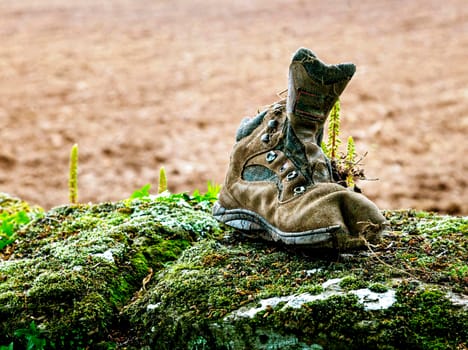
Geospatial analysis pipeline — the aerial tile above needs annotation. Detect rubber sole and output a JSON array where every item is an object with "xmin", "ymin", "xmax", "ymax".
[{"xmin": 212, "ymin": 201, "xmax": 341, "ymax": 246}]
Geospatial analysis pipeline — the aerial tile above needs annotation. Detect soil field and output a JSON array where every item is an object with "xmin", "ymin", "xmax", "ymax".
[{"xmin": 0, "ymin": 0, "xmax": 467, "ymax": 214}]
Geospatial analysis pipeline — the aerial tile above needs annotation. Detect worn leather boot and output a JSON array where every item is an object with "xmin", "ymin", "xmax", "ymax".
[{"xmin": 213, "ymin": 49, "xmax": 386, "ymax": 249}]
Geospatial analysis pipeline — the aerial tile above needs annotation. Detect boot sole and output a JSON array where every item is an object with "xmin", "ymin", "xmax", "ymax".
[{"xmin": 212, "ymin": 201, "xmax": 341, "ymax": 246}]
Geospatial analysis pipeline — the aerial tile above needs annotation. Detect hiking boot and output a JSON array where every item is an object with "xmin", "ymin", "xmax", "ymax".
[{"xmin": 213, "ymin": 49, "xmax": 386, "ymax": 249}]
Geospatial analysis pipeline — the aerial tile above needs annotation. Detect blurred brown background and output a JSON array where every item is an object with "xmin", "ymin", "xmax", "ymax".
[{"xmin": 0, "ymin": 0, "xmax": 467, "ymax": 214}]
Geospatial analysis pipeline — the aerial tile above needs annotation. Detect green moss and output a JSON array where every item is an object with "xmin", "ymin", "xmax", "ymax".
[
  {"xmin": 123, "ymin": 239, "xmax": 333, "ymax": 348},
  {"xmin": 383, "ymin": 285, "xmax": 468, "ymax": 349},
  {"xmin": 416, "ymin": 214, "xmax": 468, "ymax": 237},
  {"xmin": 0, "ymin": 194, "xmax": 221, "ymax": 347},
  {"xmin": 297, "ymin": 284, "xmax": 324, "ymax": 295},
  {"xmin": 385, "ymin": 210, "xmax": 467, "ymax": 237},
  {"xmin": 379, "ymin": 210, "xmax": 468, "ymax": 292},
  {"xmin": 27, "ymin": 270, "xmax": 87, "ymax": 304},
  {"xmin": 449, "ymin": 264, "xmax": 468, "ymax": 281},
  {"xmin": 107, "ymin": 271, "xmax": 133, "ymax": 308},
  {"xmin": 0, "ymin": 193, "xmax": 43, "ymax": 217},
  {"xmin": 339, "ymin": 275, "xmax": 368, "ymax": 291},
  {"xmin": 141, "ymin": 238, "xmax": 191, "ymax": 269},
  {"xmin": 270, "ymin": 294, "xmax": 365, "ymax": 346},
  {"xmin": 129, "ymin": 251, "xmax": 149, "ymax": 278},
  {"xmin": 368, "ymin": 282, "xmax": 388, "ymax": 293}
]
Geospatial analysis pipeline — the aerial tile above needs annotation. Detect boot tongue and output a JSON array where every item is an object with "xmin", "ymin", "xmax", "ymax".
[{"xmin": 283, "ymin": 121, "xmax": 331, "ymax": 184}]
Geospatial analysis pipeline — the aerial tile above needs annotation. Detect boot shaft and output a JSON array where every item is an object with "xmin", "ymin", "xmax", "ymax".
[{"xmin": 286, "ymin": 48, "xmax": 356, "ymax": 145}]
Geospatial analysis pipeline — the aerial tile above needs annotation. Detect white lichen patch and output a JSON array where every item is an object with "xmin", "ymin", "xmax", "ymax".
[
  {"xmin": 350, "ymin": 288, "xmax": 396, "ymax": 310},
  {"xmin": 227, "ymin": 277, "xmax": 397, "ymax": 320},
  {"xmin": 147, "ymin": 302, "xmax": 162, "ymax": 311},
  {"xmin": 321, "ymin": 277, "xmax": 343, "ymax": 289},
  {"xmin": 90, "ymin": 249, "xmax": 115, "ymax": 263},
  {"xmin": 447, "ymin": 291, "xmax": 468, "ymax": 308},
  {"xmin": 304, "ymin": 268, "xmax": 322, "ymax": 277}
]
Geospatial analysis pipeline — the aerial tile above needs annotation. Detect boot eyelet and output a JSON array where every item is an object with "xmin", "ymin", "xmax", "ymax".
[
  {"xmin": 279, "ymin": 163, "xmax": 289, "ymax": 173},
  {"xmin": 286, "ymin": 170, "xmax": 298, "ymax": 181},
  {"xmin": 260, "ymin": 133, "xmax": 270, "ymax": 143},
  {"xmin": 294, "ymin": 186, "xmax": 306, "ymax": 195},
  {"xmin": 267, "ymin": 120, "xmax": 278, "ymax": 130},
  {"xmin": 272, "ymin": 103, "xmax": 282, "ymax": 110},
  {"xmin": 266, "ymin": 151, "xmax": 277, "ymax": 163}
]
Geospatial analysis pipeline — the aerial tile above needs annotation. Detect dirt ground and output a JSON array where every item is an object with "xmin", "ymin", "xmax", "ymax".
[{"xmin": 0, "ymin": 0, "xmax": 467, "ymax": 215}]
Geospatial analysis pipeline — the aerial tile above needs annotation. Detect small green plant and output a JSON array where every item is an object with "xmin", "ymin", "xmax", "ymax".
[
  {"xmin": 321, "ymin": 100, "xmax": 366, "ymax": 188},
  {"xmin": 449, "ymin": 264, "xmax": 468, "ymax": 280},
  {"xmin": 69, "ymin": 143, "xmax": 79, "ymax": 204},
  {"xmin": 128, "ymin": 179, "xmax": 221, "ymax": 210},
  {"xmin": 129, "ymin": 184, "xmax": 152, "ymax": 200},
  {"xmin": 0, "ymin": 343, "xmax": 13, "ymax": 350},
  {"xmin": 158, "ymin": 166, "xmax": 168, "ymax": 194},
  {"xmin": 0, "ymin": 211, "xmax": 30, "ymax": 251},
  {"xmin": 191, "ymin": 181, "xmax": 221, "ymax": 203},
  {"xmin": 326, "ymin": 99, "xmax": 341, "ymax": 160},
  {"xmin": 14, "ymin": 321, "xmax": 47, "ymax": 350},
  {"xmin": 0, "ymin": 194, "xmax": 43, "ymax": 253},
  {"xmin": 129, "ymin": 167, "xmax": 168, "ymax": 199}
]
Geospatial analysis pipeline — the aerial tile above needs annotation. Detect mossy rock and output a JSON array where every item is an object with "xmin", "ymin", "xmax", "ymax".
[
  {"xmin": 123, "ymin": 210, "xmax": 467, "ymax": 349},
  {"xmin": 0, "ymin": 193, "xmax": 467, "ymax": 349},
  {"xmin": 0, "ymin": 194, "xmax": 222, "ymax": 348}
]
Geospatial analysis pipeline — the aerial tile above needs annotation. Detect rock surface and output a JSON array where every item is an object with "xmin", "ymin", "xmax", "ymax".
[{"xmin": 0, "ymin": 193, "xmax": 467, "ymax": 349}]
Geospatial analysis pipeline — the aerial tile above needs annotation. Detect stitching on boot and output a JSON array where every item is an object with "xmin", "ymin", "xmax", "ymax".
[{"xmin": 294, "ymin": 90, "xmax": 326, "ymax": 121}]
